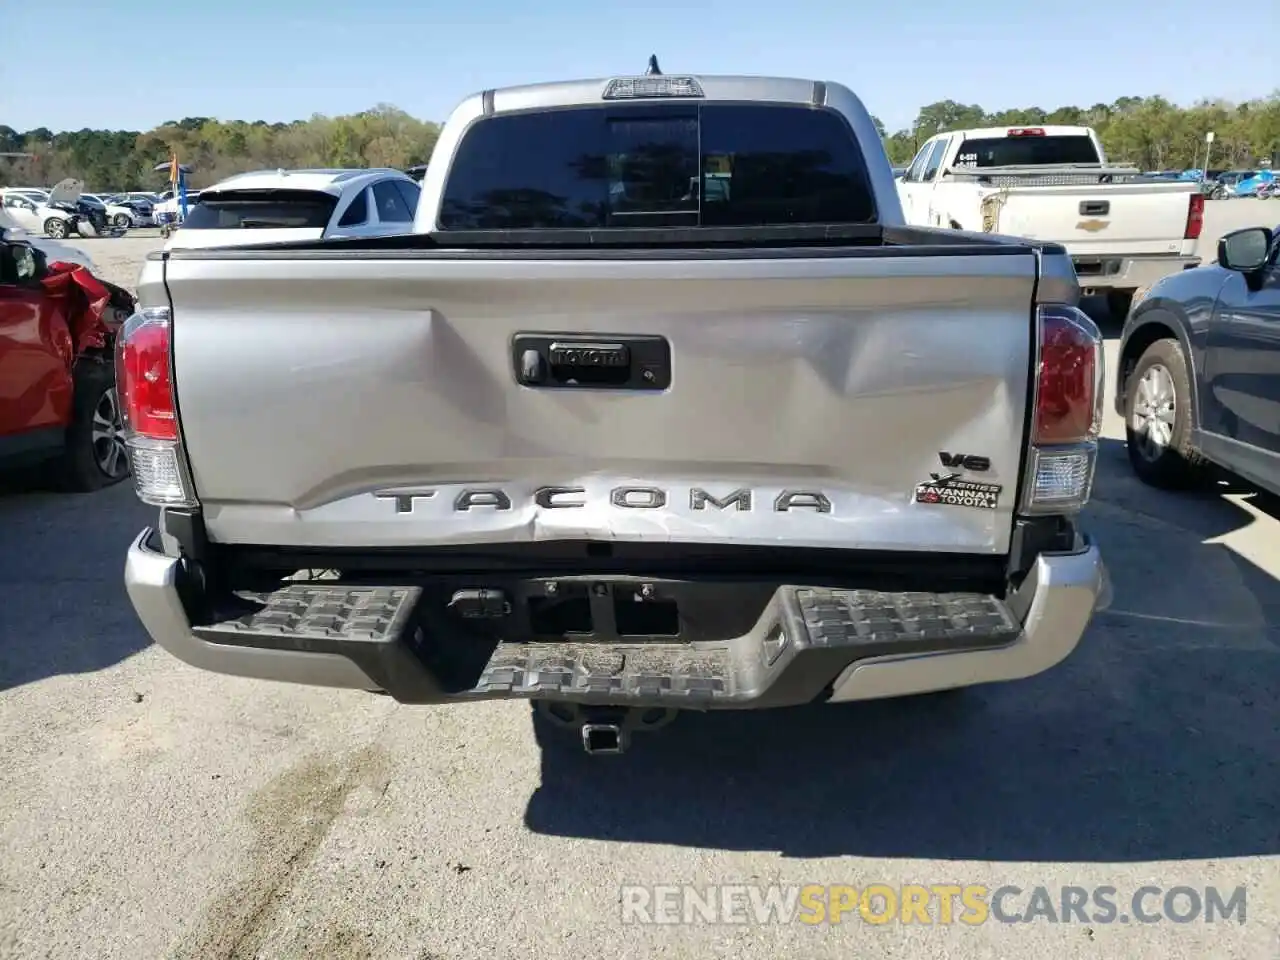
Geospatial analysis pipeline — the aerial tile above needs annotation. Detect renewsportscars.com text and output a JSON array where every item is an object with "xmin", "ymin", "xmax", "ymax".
[{"xmin": 619, "ymin": 884, "xmax": 1248, "ymax": 926}]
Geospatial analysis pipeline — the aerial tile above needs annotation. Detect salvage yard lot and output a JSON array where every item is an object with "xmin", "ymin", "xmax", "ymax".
[{"xmin": 1, "ymin": 201, "xmax": 1277, "ymax": 959}]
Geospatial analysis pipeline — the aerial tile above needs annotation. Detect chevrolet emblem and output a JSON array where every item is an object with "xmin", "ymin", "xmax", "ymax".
[{"xmin": 1076, "ymin": 218, "xmax": 1109, "ymax": 233}]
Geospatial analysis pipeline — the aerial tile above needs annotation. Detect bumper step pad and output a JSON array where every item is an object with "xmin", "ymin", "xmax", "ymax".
[
  {"xmin": 795, "ymin": 588, "xmax": 1019, "ymax": 648},
  {"xmin": 193, "ymin": 582, "xmax": 1020, "ymax": 707},
  {"xmin": 194, "ymin": 584, "xmax": 422, "ymax": 650},
  {"xmin": 465, "ymin": 589, "xmax": 1019, "ymax": 705},
  {"xmin": 472, "ymin": 643, "xmax": 734, "ymax": 700}
]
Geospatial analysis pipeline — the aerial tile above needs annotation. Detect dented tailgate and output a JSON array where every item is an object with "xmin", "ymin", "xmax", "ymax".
[{"xmin": 161, "ymin": 248, "xmax": 1037, "ymax": 554}]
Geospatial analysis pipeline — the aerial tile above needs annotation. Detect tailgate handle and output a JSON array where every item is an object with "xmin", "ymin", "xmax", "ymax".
[
  {"xmin": 513, "ymin": 333, "xmax": 671, "ymax": 391},
  {"xmin": 1079, "ymin": 200, "xmax": 1109, "ymax": 216}
]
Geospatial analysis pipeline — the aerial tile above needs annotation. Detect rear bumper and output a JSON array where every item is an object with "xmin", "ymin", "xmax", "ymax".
[
  {"xmin": 1073, "ymin": 254, "xmax": 1200, "ymax": 294},
  {"xmin": 124, "ymin": 530, "xmax": 1109, "ymax": 708}
]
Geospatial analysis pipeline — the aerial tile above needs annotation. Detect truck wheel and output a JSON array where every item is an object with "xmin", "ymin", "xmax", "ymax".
[
  {"xmin": 1123, "ymin": 338, "xmax": 1206, "ymax": 488},
  {"xmin": 1106, "ymin": 290, "xmax": 1133, "ymax": 321},
  {"xmin": 55, "ymin": 362, "xmax": 130, "ymax": 492},
  {"xmin": 44, "ymin": 218, "xmax": 69, "ymax": 240}
]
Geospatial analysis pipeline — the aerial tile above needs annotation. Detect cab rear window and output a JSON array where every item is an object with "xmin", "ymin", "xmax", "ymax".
[
  {"xmin": 439, "ymin": 102, "xmax": 877, "ymax": 229},
  {"xmin": 182, "ymin": 189, "xmax": 338, "ymax": 229},
  {"xmin": 953, "ymin": 135, "xmax": 1100, "ymax": 168}
]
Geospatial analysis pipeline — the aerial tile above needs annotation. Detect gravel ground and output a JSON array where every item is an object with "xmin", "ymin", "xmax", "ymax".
[{"xmin": 0, "ymin": 201, "xmax": 1277, "ymax": 960}]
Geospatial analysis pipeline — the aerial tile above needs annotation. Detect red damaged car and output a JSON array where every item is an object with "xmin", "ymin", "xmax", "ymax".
[{"xmin": 0, "ymin": 236, "xmax": 136, "ymax": 490}]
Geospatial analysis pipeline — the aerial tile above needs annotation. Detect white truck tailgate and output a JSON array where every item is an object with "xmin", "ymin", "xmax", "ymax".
[{"xmin": 989, "ymin": 181, "xmax": 1195, "ymax": 256}]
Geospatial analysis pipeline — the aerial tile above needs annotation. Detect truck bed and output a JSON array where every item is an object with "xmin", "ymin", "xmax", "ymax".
[{"xmin": 152, "ymin": 226, "xmax": 1066, "ymax": 557}]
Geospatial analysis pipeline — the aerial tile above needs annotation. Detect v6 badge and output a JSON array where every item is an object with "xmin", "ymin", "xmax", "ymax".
[{"xmin": 914, "ymin": 477, "xmax": 1002, "ymax": 510}]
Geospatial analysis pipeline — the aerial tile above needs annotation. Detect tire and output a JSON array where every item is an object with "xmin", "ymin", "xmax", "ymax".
[
  {"xmin": 44, "ymin": 217, "xmax": 68, "ymax": 239},
  {"xmin": 54, "ymin": 361, "xmax": 130, "ymax": 492},
  {"xmin": 1123, "ymin": 338, "xmax": 1207, "ymax": 488},
  {"xmin": 1106, "ymin": 290, "xmax": 1134, "ymax": 322},
  {"xmin": 112, "ymin": 212, "xmax": 131, "ymax": 228}
]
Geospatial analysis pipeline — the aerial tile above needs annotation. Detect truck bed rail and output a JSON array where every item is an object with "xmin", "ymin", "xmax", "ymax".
[{"xmin": 943, "ymin": 164, "xmax": 1154, "ymax": 188}]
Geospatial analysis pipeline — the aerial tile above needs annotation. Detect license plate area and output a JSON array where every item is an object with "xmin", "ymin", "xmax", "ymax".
[
  {"xmin": 512, "ymin": 332, "xmax": 671, "ymax": 390},
  {"xmin": 430, "ymin": 577, "xmax": 776, "ymax": 644}
]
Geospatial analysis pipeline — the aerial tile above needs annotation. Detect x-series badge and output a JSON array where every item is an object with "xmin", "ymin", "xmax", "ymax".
[{"xmin": 915, "ymin": 452, "xmax": 1001, "ymax": 510}]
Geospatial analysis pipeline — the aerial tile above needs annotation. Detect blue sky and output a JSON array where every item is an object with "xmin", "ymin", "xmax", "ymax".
[{"xmin": 5, "ymin": 0, "xmax": 1276, "ymax": 134}]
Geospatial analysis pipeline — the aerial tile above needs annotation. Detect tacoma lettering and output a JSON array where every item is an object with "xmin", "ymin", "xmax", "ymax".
[
  {"xmin": 534, "ymin": 486, "xmax": 586, "ymax": 509},
  {"xmin": 375, "ymin": 486, "xmax": 835, "ymax": 513},
  {"xmin": 611, "ymin": 486, "xmax": 667, "ymax": 509},
  {"xmin": 454, "ymin": 489, "xmax": 513, "ymax": 511},
  {"xmin": 774, "ymin": 491, "xmax": 832, "ymax": 513},
  {"xmin": 690, "ymin": 488, "xmax": 752, "ymax": 511},
  {"xmin": 374, "ymin": 490, "xmax": 437, "ymax": 514}
]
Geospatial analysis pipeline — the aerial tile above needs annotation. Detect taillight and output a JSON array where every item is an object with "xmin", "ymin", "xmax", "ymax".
[
  {"xmin": 118, "ymin": 308, "xmax": 176, "ymax": 440},
  {"xmin": 1184, "ymin": 193, "xmax": 1204, "ymax": 240},
  {"xmin": 115, "ymin": 306, "xmax": 197, "ymax": 507},
  {"xmin": 1034, "ymin": 309, "xmax": 1101, "ymax": 444},
  {"xmin": 1022, "ymin": 305, "xmax": 1103, "ymax": 514},
  {"xmin": 1008, "ymin": 127, "xmax": 1045, "ymax": 137}
]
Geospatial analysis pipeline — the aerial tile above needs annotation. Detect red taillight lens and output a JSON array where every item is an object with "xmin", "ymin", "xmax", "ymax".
[
  {"xmin": 1034, "ymin": 306, "xmax": 1102, "ymax": 444},
  {"xmin": 117, "ymin": 310, "xmax": 177, "ymax": 441},
  {"xmin": 1008, "ymin": 127, "xmax": 1045, "ymax": 137},
  {"xmin": 1185, "ymin": 193, "xmax": 1204, "ymax": 240}
]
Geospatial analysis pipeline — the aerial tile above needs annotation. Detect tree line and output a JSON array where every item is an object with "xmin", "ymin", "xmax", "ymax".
[
  {"xmin": 1, "ymin": 93, "xmax": 1276, "ymax": 192},
  {"xmin": 876, "ymin": 93, "xmax": 1279, "ymax": 170},
  {"xmin": 0, "ymin": 105, "xmax": 441, "ymax": 191}
]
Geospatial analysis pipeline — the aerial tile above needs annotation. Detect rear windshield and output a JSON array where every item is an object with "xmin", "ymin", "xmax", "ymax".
[
  {"xmin": 439, "ymin": 103, "xmax": 877, "ymax": 230},
  {"xmin": 181, "ymin": 189, "xmax": 338, "ymax": 229},
  {"xmin": 954, "ymin": 134, "xmax": 1101, "ymax": 168}
]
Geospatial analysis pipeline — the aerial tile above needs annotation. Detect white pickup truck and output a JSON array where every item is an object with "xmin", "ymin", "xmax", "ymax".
[{"xmin": 897, "ymin": 125, "xmax": 1204, "ymax": 317}]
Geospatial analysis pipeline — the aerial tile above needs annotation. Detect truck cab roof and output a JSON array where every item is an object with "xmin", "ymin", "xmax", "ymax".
[
  {"xmin": 945, "ymin": 124, "xmax": 1096, "ymax": 140},
  {"xmin": 204, "ymin": 168, "xmax": 412, "ymax": 195}
]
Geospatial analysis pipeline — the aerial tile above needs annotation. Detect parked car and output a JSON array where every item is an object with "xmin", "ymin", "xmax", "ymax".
[
  {"xmin": 3, "ymin": 179, "xmax": 119, "ymax": 239},
  {"xmin": 118, "ymin": 191, "xmax": 163, "ymax": 205},
  {"xmin": 75, "ymin": 193, "xmax": 130, "ymax": 235},
  {"xmin": 83, "ymin": 193, "xmax": 149, "ymax": 228},
  {"xmin": 1232, "ymin": 170, "xmax": 1276, "ymax": 198},
  {"xmin": 0, "ymin": 236, "xmax": 135, "ymax": 489},
  {"xmin": 1116, "ymin": 224, "xmax": 1280, "ymax": 495},
  {"xmin": 1, "ymin": 187, "xmax": 50, "ymax": 204},
  {"xmin": 1, "ymin": 182, "xmax": 81, "ymax": 239},
  {"xmin": 117, "ymin": 70, "xmax": 1109, "ymax": 754},
  {"xmin": 119, "ymin": 196, "xmax": 157, "ymax": 225},
  {"xmin": 895, "ymin": 125, "xmax": 1204, "ymax": 320},
  {"xmin": 161, "ymin": 168, "xmax": 422, "ymax": 249},
  {"xmin": 152, "ymin": 190, "xmax": 203, "ymax": 231},
  {"xmin": 1209, "ymin": 170, "xmax": 1257, "ymax": 200}
]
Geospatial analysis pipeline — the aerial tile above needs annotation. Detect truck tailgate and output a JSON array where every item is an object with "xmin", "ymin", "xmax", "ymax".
[
  {"xmin": 988, "ymin": 181, "xmax": 1194, "ymax": 256},
  {"xmin": 163, "ymin": 249, "xmax": 1036, "ymax": 554}
]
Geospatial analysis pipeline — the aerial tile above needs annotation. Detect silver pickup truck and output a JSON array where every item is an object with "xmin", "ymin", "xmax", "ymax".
[{"xmin": 119, "ymin": 69, "xmax": 1110, "ymax": 753}]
